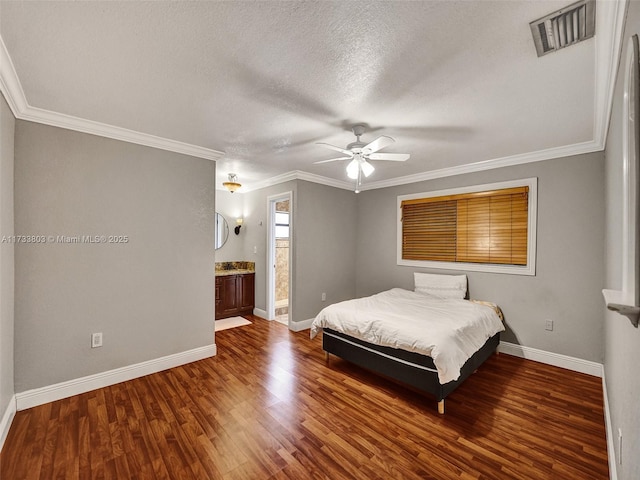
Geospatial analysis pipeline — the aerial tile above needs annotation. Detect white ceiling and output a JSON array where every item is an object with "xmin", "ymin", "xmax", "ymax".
[{"xmin": 0, "ymin": 1, "xmax": 625, "ymax": 192}]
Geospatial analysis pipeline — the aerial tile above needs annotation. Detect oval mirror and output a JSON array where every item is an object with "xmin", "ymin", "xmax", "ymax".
[{"xmin": 215, "ymin": 213, "xmax": 229, "ymax": 250}]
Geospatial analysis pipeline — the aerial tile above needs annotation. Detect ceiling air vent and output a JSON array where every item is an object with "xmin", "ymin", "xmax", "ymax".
[{"xmin": 530, "ymin": 0, "xmax": 595, "ymax": 57}]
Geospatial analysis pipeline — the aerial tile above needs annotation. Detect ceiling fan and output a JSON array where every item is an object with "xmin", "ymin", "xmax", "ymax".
[{"xmin": 314, "ymin": 124, "xmax": 410, "ymax": 191}]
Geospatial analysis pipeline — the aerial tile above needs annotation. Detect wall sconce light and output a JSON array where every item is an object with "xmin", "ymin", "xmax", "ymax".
[{"xmin": 235, "ymin": 218, "xmax": 243, "ymax": 235}]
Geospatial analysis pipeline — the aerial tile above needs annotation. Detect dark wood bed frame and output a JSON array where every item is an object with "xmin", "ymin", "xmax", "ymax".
[{"xmin": 322, "ymin": 329, "xmax": 500, "ymax": 414}]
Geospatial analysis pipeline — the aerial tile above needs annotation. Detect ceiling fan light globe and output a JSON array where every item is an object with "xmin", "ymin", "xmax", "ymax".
[{"xmin": 346, "ymin": 159, "xmax": 359, "ymax": 179}]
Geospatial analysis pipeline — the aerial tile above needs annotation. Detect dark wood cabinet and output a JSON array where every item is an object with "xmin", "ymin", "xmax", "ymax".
[
  {"xmin": 215, "ymin": 273, "xmax": 255, "ymax": 320},
  {"xmin": 239, "ymin": 274, "xmax": 255, "ymax": 311}
]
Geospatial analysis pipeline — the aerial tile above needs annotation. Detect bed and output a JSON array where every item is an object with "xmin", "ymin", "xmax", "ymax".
[{"xmin": 310, "ymin": 273, "xmax": 505, "ymax": 414}]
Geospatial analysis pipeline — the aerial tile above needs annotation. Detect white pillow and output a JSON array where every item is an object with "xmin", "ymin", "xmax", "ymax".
[{"xmin": 414, "ymin": 272, "xmax": 467, "ymax": 299}]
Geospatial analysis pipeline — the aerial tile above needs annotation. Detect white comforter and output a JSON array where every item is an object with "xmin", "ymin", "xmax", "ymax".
[{"xmin": 310, "ymin": 288, "xmax": 505, "ymax": 383}]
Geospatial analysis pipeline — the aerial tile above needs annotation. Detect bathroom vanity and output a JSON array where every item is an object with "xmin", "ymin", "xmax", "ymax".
[{"xmin": 215, "ymin": 262, "xmax": 255, "ymax": 320}]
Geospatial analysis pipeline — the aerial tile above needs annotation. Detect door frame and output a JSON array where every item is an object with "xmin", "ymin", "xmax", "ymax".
[{"xmin": 266, "ymin": 191, "xmax": 293, "ymax": 325}]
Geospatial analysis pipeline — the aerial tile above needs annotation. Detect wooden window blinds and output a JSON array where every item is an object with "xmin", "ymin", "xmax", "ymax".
[{"xmin": 401, "ymin": 186, "xmax": 529, "ymax": 266}]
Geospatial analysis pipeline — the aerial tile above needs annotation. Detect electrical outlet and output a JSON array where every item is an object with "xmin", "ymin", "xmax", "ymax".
[
  {"xmin": 91, "ymin": 332, "xmax": 103, "ymax": 348},
  {"xmin": 321, "ymin": 292, "xmax": 326, "ymax": 301},
  {"xmin": 545, "ymin": 319, "xmax": 554, "ymax": 331}
]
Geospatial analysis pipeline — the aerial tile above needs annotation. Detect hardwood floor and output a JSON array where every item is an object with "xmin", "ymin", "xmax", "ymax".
[{"xmin": 1, "ymin": 315, "xmax": 609, "ymax": 479}]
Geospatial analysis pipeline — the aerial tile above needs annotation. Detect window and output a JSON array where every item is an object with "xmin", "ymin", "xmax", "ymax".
[
  {"xmin": 397, "ymin": 178, "xmax": 537, "ymax": 275},
  {"xmin": 275, "ymin": 211, "xmax": 290, "ymax": 238}
]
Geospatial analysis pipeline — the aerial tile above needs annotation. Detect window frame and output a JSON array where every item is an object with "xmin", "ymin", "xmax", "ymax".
[{"xmin": 396, "ymin": 177, "xmax": 538, "ymax": 276}]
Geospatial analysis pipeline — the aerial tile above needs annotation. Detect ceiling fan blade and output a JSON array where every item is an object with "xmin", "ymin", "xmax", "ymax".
[
  {"xmin": 316, "ymin": 142, "xmax": 352, "ymax": 156},
  {"xmin": 360, "ymin": 160, "xmax": 375, "ymax": 177},
  {"xmin": 367, "ymin": 153, "xmax": 410, "ymax": 161},
  {"xmin": 362, "ymin": 135, "xmax": 395, "ymax": 154},
  {"xmin": 313, "ymin": 156, "xmax": 352, "ymax": 164}
]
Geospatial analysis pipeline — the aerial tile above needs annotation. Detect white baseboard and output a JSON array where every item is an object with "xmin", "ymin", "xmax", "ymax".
[
  {"xmin": 601, "ymin": 372, "xmax": 617, "ymax": 480},
  {"xmin": 499, "ymin": 341, "xmax": 603, "ymax": 377},
  {"xmin": 289, "ymin": 318, "xmax": 314, "ymax": 332},
  {"xmin": 0, "ymin": 394, "xmax": 16, "ymax": 452},
  {"xmin": 253, "ymin": 308, "xmax": 267, "ymax": 319},
  {"xmin": 15, "ymin": 344, "xmax": 216, "ymax": 411}
]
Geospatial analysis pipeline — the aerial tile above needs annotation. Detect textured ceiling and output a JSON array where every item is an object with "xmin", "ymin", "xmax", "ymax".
[{"xmin": 0, "ymin": 1, "xmax": 605, "ymax": 191}]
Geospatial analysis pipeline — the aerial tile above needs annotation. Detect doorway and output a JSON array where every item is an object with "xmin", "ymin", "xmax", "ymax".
[{"xmin": 267, "ymin": 192, "xmax": 292, "ymax": 326}]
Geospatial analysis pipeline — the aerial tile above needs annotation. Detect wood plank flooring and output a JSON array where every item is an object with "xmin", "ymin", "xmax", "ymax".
[{"xmin": 1, "ymin": 316, "xmax": 609, "ymax": 479}]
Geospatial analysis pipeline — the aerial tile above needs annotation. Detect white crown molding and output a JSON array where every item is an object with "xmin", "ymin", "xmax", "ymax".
[
  {"xmin": 0, "ymin": 36, "xmax": 27, "ymax": 117},
  {"xmin": 295, "ymin": 170, "xmax": 354, "ymax": 190},
  {"xmin": 15, "ymin": 344, "xmax": 216, "ymax": 411},
  {"xmin": 240, "ymin": 170, "xmax": 353, "ymax": 193},
  {"xmin": 21, "ymin": 106, "xmax": 224, "ymax": 161},
  {"xmin": 593, "ymin": 0, "xmax": 628, "ymax": 147},
  {"xmin": 0, "ymin": 36, "xmax": 223, "ymax": 162},
  {"xmin": 0, "ymin": 394, "xmax": 17, "ymax": 452},
  {"xmin": 359, "ymin": 140, "xmax": 602, "ymax": 191}
]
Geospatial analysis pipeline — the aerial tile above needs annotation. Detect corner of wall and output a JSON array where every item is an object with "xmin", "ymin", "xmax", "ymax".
[{"xmin": 0, "ymin": 92, "xmax": 16, "ymax": 453}]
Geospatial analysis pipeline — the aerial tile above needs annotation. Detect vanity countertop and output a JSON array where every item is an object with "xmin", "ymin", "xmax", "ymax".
[
  {"xmin": 215, "ymin": 261, "xmax": 255, "ymax": 276},
  {"xmin": 215, "ymin": 269, "xmax": 255, "ymax": 276}
]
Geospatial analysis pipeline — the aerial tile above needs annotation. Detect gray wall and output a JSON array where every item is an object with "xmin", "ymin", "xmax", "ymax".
[
  {"xmin": 294, "ymin": 181, "xmax": 357, "ymax": 321},
  {"xmin": 0, "ymin": 94, "xmax": 15, "ymax": 421},
  {"xmin": 241, "ymin": 180, "xmax": 357, "ymax": 323},
  {"xmin": 214, "ymin": 190, "xmax": 245, "ymax": 263},
  {"xmin": 355, "ymin": 153, "xmax": 605, "ymax": 362},
  {"xmin": 604, "ymin": 2, "xmax": 640, "ymax": 478},
  {"xmin": 14, "ymin": 121, "xmax": 216, "ymax": 392}
]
